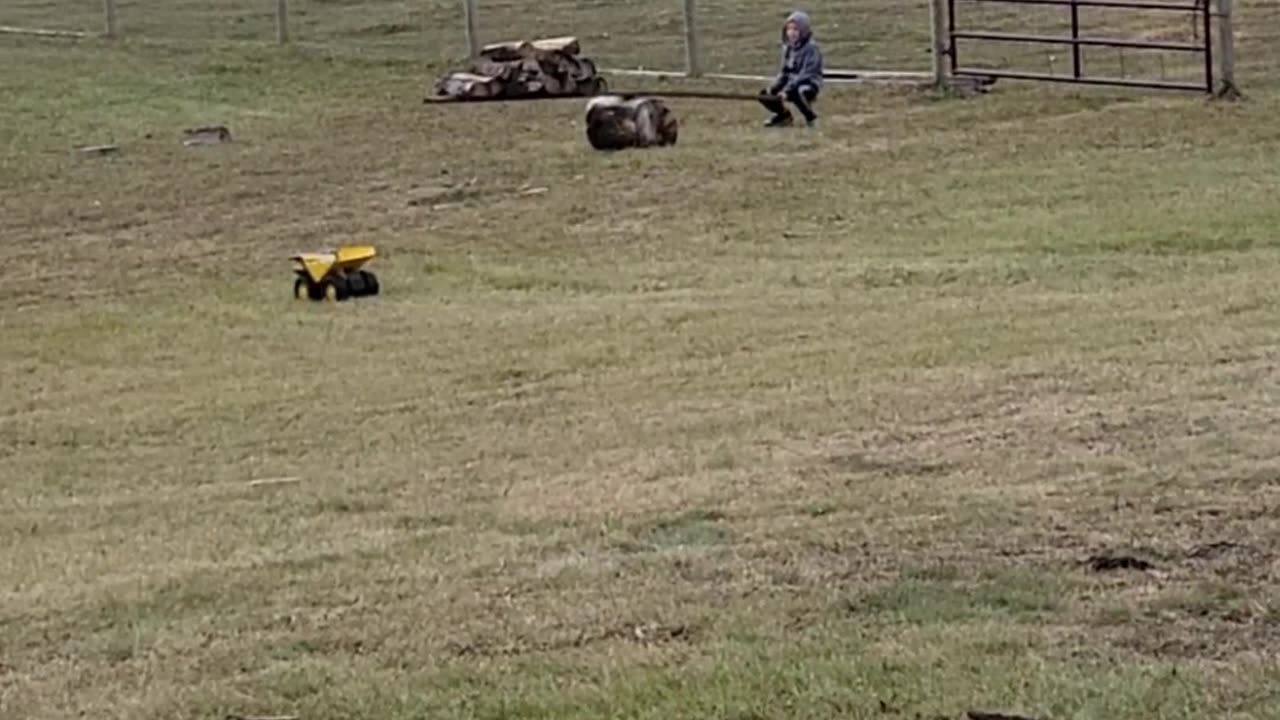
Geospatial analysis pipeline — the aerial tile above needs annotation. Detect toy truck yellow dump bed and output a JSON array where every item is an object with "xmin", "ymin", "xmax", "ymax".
[{"xmin": 334, "ymin": 244, "xmax": 377, "ymax": 270}]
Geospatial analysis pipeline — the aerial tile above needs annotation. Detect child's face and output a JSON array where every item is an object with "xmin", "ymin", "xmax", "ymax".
[{"xmin": 784, "ymin": 22, "xmax": 801, "ymax": 43}]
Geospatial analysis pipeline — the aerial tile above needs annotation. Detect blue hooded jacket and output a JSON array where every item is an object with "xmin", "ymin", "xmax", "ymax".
[{"xmin": 774, "ymin": 11, "xmax": 824, "ymax": 94}]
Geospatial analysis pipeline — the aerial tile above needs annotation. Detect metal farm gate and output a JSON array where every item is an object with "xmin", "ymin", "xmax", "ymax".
[{"xmin": 947, "ymin": 0, "xmax": 1215, "ymax": 93}]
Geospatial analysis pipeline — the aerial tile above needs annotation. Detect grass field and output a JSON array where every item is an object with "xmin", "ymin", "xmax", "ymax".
[{"xmin": 4, "ymin": 1, "xmax": 1280, "ymax": 719}]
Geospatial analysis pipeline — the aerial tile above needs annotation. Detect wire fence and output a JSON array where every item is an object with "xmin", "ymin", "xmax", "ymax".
[
  {"xmin": 454, "ymin": 0, "xmax": 940, "ymax": 75},
  {"xmin": 1, "ymin": 0, "xmax": 1238, "ymax": 90},
  {"xmin": 1, "ymin": 1, "xmax": 938, "ymax": 73}
]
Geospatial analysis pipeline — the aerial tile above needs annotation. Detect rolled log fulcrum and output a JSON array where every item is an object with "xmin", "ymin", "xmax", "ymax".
[{"xmin": 584, "ymin": 95, "xmax": 679, "ymax": 152}]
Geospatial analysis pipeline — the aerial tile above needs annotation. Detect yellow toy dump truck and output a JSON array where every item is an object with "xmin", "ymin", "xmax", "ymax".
[{"xmin": 291, "ymin": 244, "xmax": 381, "ymax": 301}]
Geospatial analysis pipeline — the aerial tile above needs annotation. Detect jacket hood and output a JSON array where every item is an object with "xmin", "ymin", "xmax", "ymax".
[{"xmin": 782, "ymin": 10, "xmax": 813, "ymax": 43}]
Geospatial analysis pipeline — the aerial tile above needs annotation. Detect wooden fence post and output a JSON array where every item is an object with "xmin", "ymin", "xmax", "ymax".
[
  {"xmin": 682, "ymin": 0, "xmax": 702, "ymax": 77},
  {"xmin": 463, "ymin": 0, "xmax": 480, "ymax": 57},
  {"xmin": 929, "ymin": 0, "xmax": 949, "ymax": 86},
  {"xmin": 276, "ymin": 0, "xmax": 289, "ymax": 44},
  {"xmin": 103, "ymin": 0, "xmax": 118, "ymax": 38},
  {"xmin": 1215, "ymin": 0, "xmax": 1237, "ymax": 96}
]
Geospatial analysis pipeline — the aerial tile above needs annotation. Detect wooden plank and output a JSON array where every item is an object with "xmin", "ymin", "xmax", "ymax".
[
  {"xmin": 427, "ymin": 88, "xmax": 778, "ymax": 104},
  {"xmin": 599, "ymin": 67, "xmax": 937, "ymax": 85},
  {"xmin": 0, "ymin": 25, "xmax": 90, "ymax": 38}
]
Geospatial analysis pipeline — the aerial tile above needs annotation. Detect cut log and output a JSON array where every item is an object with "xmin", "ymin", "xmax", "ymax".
[
  {"xmin": 572, "ymin": 57, "xmax": 597, "ymax": 81},
  {"xmin": 481, "ymin": 35, "xmax": 580, "ymax": 60},
  {"xmin": 432, "ymin": 72, "xmax": 504, "ymax": 100},
  {"xmin": 429, "ymin": 36, "xmax": 604, "ymax": 102},
  {"xmin": 466, "ymin": 58, "xmax": 517, "ymax": 81},
  {"xmin": 530, "ymin": 36, "xmax": 580, "ymax": 54},
  {"xmin": 584, "ymin": 95, "xmax": 678, "ymax": 152}
]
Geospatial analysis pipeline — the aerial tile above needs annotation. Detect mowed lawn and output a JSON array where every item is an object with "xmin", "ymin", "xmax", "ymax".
[{"xmin": 3, "ymin": 1, "xmax": 1280, "ymax": 718}]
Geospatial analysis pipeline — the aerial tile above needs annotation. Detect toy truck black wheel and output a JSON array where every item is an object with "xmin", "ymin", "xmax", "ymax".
[
  {"xmin": 346, "ymin": 270, "xmax": 367, "ymax": 297},
  {"xmin": 323, "ymin": 275, "xmax": 351, "ymax": 302},
  {"xmin": 360, "ymin": 270, "xmax": 380, "ymax": 296},
  {"xmin": 295, "ymin": 274, "xmax": 324, "ymax": 301}
]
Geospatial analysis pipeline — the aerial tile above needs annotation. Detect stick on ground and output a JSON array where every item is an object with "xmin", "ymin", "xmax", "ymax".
[
  {"xmin": 246, "ymin": 476, "xmax": 301, "ymax": 487},
  {"xmin": 0, "ymin": 25, "xmax": 91, "ymax": 38}
]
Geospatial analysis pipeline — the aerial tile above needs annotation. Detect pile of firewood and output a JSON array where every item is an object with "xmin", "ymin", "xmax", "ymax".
[{"xmin": 429, "ymin": 36, "xmax": 607, "ymax": 102}]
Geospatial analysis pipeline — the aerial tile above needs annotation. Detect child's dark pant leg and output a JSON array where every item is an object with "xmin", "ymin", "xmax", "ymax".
[
  {"xmin": 758, "ymin": 81, "xmax": 790, "ymax": 118},
  {"xmin": 785, "ymin": 84, "xmax": 819, "ymax": 122}
]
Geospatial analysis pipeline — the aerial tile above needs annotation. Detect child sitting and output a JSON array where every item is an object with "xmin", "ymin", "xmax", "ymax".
[{"xmin": 758, "ymin": 10, "xmax": 824, "ymax": 128}]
